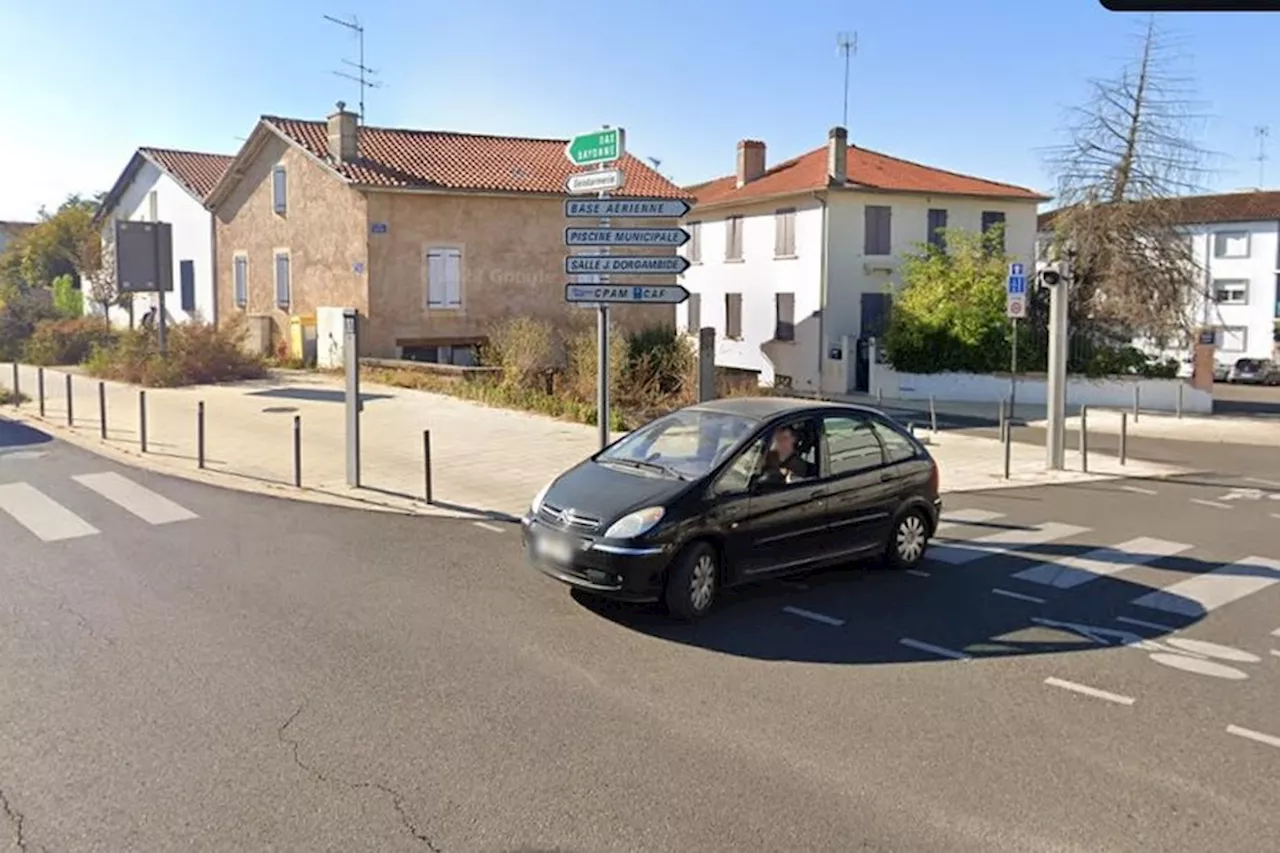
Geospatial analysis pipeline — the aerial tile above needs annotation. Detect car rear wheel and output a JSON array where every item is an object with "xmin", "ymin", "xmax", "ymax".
[
  {"xmin": 884, "ymin": 509, "xmax": 929, "ymax": 570},
  {"xmin": 664, "ymin": 542, "xmax": 719, "ymax": 621}
]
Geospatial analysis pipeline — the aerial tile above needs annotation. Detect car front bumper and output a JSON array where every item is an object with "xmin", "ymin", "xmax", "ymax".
[{"xmin": 521, "ymin": 514, "xmax": 674, "ymax": 602}]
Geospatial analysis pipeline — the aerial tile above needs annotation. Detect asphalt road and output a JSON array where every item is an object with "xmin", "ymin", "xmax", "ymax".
[{"xmin": 1, "ymin": 417, "xmax": 1277, "ymax": 852}]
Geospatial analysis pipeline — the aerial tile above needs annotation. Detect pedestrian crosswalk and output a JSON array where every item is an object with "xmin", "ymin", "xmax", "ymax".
[
  {"xmin": 0, "ymin": 472, "xmax": 198, "ymax": 542},
  {"xmin": 929, "ymin": 509, "xmax": 1280, "ymax": 621}
]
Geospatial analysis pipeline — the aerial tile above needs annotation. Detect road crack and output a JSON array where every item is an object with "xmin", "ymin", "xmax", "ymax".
[
  {"xmin": 0, "ymin": 784, "xmax": 42, "ymax": 853},
  {"xmin": 278, "ymin": 703, "xmax": 443, "ymax": 851}
]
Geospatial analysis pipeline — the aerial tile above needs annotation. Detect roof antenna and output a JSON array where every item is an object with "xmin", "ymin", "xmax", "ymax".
[
  {"xmin": 324, "ymin": 13, "xmax": 382, "ymax": 124},
  {"xmin": 837, "ymin": 32, "xmax": 858, "ymax": 130},
  {"xmin": 1255, "ymin": 125, "xmax": 1269, "ymax": 188}
]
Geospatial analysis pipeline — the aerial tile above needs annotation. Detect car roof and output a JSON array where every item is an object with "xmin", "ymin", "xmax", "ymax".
[{"xmin": 688, "ymin": 395, "xmax": 882, "ymax": 422}]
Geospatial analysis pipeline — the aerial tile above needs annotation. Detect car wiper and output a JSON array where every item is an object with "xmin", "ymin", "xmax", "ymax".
[{"xmin": 605, "ymin": 458, "xmax": 688, "ymax": 479}]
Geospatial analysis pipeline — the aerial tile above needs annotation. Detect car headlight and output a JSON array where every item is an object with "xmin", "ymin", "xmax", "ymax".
[
  {"xmin": 604, "ymin": 506, "xmax": 666, "ymax": 540},
  {"xmin": 530, "ymin": 478, "xmax": 555, "ymax": 513}
]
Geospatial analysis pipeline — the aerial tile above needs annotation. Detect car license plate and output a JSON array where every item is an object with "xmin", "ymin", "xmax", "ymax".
[{"xmin": 535, "ymin": 533, "xmax": 575, "ymax": 564}]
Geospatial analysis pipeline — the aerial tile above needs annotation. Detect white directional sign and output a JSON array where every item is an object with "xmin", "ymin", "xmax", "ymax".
[
  {"xmin": 565, "ymin": 284, "xmax": 690, "ymax": 305},
  {"xmin": 1007, "ymin": 262, "xmax": 1028, "ymax": 319},
  {"xmin": 564, "ymin": 198, "xmax": 692, "ymax": 218},
  {"xmin": 565, "ymin": 227, "xmax": 691, "ymax": 247},
  {"xmin": 565, "ymin": 169, "xmax": 625, "ymax": 195},
  {"xmin": 565, "ymin": 255, "xmax": 690, "ymax": 275}
]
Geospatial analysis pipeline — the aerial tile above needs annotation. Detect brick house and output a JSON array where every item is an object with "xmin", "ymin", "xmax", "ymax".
[{"xmin": 205, "ymin": 103, "xmax": 690, "ymax": 363}]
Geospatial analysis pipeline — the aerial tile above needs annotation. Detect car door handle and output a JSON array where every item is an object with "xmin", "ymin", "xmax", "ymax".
[
  {"xmin": 879, "ymin": 470, "xmax": 893, "ymax": 482},
  {"xmin": 808, "ymin": 488, "xmax": 827, "ymax": 499}
]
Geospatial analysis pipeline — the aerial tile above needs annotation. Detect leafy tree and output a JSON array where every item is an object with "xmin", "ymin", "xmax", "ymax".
[{"xmin": 52, "ymin": 274, "xmax": 83, "ymax": 317}]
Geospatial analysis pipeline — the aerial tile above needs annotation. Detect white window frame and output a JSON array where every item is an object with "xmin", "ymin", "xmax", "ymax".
[
  {"xmin": 233, "ymin": 252, "xmax": 248, "ymax": 308},
  {"xmin": 273, "ymin": 249, "xmax": 291, "ymax": 310},
  {"xmin": 687, "ymin": 221, "xmax": 702, "ymax": 264},
  {"xmin": 1212, "ymin": 230, "xmax": 1249, "ymax": 259},
  {"xmin": 272, "ymin": 166, "xmax": 287, "ymax": 215},
  {"xmin": 1212, "ymin": 279, "xmax": 1249, "ymax": 306},
  {"xmin": 1216, "ymin": 326, "xmax": 1248, "ymax": 353},
  {"xmin": 425, "ymin": 245, "xmax": 464, "ymax": 310}
]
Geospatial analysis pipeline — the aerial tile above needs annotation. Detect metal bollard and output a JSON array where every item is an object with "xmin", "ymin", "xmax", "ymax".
[
  {"xmin": 37, "ymin": 367, "xmax": 45, "ymax": 417},
  {"xmin": 65, "ymin": 374, "xmax": 73, "ymax": 426},
  {"xmin": 1132, "ymin": 385, "xmax": 1140, "ymax": 423},
  {"xmin": 423, "ymin": 429, "xmax": 434, "ymax": 504},
  {"xmin": 876, "ymin": 387, "xmax": 883, "ymax": 406},
  {"xmin": 9, "ymin": 362, "xmax": 18, "ymax": 406},
  {"xmin": 1119, "ymin": 411, "xmax": 1128, "ymax": 466},
  {"xmin": 98, "ymin": 382, "xmax": 107, "ymax": 439},
  {"xmin": 139, "ymin": 390, "xmax": 147, "ymax": 453},
  {"xmin": 1176, "ymin": 383, "xmax": 1184, "ymax": 419},
  {"xmin": 1080, "ymin": 406, "xmax": 1089, "ymax": 473},
  {"xmin": 929, "ymin": 394, "xmax": 938, "ymax": 436},
  {"xmin": 197, "ymin": 401, "xmax": 205, "ymax": 469},
  {"xmin": 1003, "ymin": 420, "xmax": 1012, "ymax": 480},
  {"xmin": 908, "ymin": 422, "xmax": 916, "ymax": 437},
  {"xmin": 293, "ymin": 415, "xmax": 302, "ymax": 487},
  {"xmin": 998, "ymin": 398, "xmax": 1007, "ymax": 442}
]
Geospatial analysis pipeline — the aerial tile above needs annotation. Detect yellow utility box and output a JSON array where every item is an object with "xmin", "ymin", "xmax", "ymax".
[{"xmin": 288, "ymin": 314, "xmax": 318, "ymax": 365}]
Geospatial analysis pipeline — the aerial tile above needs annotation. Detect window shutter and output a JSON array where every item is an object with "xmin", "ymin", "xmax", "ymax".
[
  {"xmin": 686, "ymin": 293, "xmax": 701, "ymax": 332},
  {"xmin": 427, "ymin": 251, "xmax": 446, "ymax": 307},
  {"xmin": 234, "ymin": 257, "xmax": 247, "ymax": 306},
  {"xmin": 179, "ymin": 260, "xmax": 196, "ymax": 312},
  {"xmin": 444, "ymin": 250, "xmax": 462, "ymax": 307},
  {"xmin": 275, "ymin": 254, "xmax": 290, "ymax": 307},
  {"xmin": 273, "ymin": 168, "xmax": 287, "ymax": 214}
]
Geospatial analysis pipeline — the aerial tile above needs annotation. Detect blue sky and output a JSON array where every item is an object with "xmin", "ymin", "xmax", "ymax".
[{"xmin": 1, "ymin": 0, "xmax": 1276, "ymax": 221}]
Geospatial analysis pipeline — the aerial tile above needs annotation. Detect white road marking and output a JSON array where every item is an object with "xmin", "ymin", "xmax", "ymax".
[
  {"xmin": 1148, "ymin": 654, "xmax": 1250, "ymax": 680},
  {"xmin": 991, "ymin": 587, "xmax": 1046, "ymax": 604},
  {"xmin": 1130, "ymin": 557, "xmax": 1280, "ymax": 618},
  {"xmin": 1190, "ymin": 498, "xmax": 1231, "ymax": 510},
  {"xmin": 1246, "ymin": 477, "xmax": 1280, "ymax": 488},
  {"xmin": 782, "ymin": 606, "xmax": 844, "ymax": 627},
  {"xmin": 472, "ymin": 521, "xmax": 504, "ymax": 533},
  {"xmin": 1272, "ymin": 628, "xmax": 1280, "ymax": 638},
  {"xmin": 1119, "ymin": 484, "xmax": 1157, "ymax": 495},
  {"xmin": 1164, "ymin": 638, "xmax": 1260, "ymax": 663},
  {"xmin": 934, "ymin": 508, "xmax": 1004, "ymax": 535},
  {"xmin": 1044, "ymin": 677, "xmax": 1135, "ymax": 706},
  {"xmin": 1270, "ymin": 649, "xmax": 1280, "ymax": 659},
  {"xmin": 1012, "ymin": 536, "xmax": 1191, "ymax": 590},
  {"xmin": 929, "ymin": 522, "xmax": 1089, "ymax": 566},
  {"xmin": 1271, "ymin": 514, "xmax": 1280, "ymax": 521},
  {"xmin": 1226, "ymin": 724, "xmax": 1280, "ymax": 750},
  {"xmin": 72, "ymin": 472, "xmax": 197, "ymax": 525},
  {"xmin": 0, "ymin": 482, "xmax": 99, "ymax": 542},
  {"xmin": 905, "ymin": 569, "xmax": 931, "ymax": 578},
  {"xmin": 899, "ymin": 638, "xmax": 970, "ymax": 661},
  {"xmin": 1116, "ymin": 615, "xmax": 1178, "ymax": 633}
]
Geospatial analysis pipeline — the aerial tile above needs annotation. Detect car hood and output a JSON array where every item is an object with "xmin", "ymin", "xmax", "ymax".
[{"xmin": 544, "ymin": 460, "xmax": 692, "ymax": 525}]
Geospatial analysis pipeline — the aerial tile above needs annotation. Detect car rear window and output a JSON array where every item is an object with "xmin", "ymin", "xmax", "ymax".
[
  {"xmin": 1236, "ymin": 359, "xmax": 1263, "ymax": 369},
  {"xmin": 870, "ymin": 420, "xmax": 919, "ymax": 464}
]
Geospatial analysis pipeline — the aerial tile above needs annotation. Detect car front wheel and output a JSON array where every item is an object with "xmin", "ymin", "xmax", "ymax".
[
  {"xmin": 664, "ymin": 542, "xmax": 719, "ymax": 621},
  {"xmin": 884, "ymin": 510, "xmax": 930, "ymax": 570}
]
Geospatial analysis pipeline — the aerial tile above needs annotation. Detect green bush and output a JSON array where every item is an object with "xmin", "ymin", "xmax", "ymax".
[
  {"xmin": 483, "ymin": 316, "xmax": 555, "ymax": 389},
  {"xmin": 22, "ymin": 317, "xmax": 114, "ymax": 365},
  {"xmin": 0, "ymin": 290, "xmax": 60, "ymax": 360},
  {"xmin": 51, "ymin": 275, "xmax": 83, "ymax": 318},
  {"xmin": 84, "ymin": 320, "xmax": 267, "ymax": 387}
]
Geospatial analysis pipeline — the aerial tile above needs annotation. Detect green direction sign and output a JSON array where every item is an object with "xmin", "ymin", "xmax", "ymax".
[{"xmin": 565, "ymin": 128, "xmax": 625, "ymax": 167}]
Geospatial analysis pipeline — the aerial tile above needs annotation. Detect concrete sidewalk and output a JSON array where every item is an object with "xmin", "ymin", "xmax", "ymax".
[{"xmin": 1, "ymin": 361, "xmax": 1189, "ymax": 520}]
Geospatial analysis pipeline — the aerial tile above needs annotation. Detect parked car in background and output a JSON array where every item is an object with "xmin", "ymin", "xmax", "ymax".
[
  {"xmin": 1213, "ymin": 362, "xmax": 1231, "ymax": 382},
  {"xmin": 521, "ymin": 397, "xmax": 942, "ymax": 620},
  {"xmin": 1227, "ymin": 358, "xmax": 1280, "ymax": 385}
]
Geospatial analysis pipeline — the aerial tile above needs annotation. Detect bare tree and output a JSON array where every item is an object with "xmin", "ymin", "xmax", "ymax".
[
  {"xmin": 81, "ymin": 226, "xmax": 129, "ymax": 329},
  {"xmin": 1042, "ymin": 16, "xmax": 1215, "ymax": 344}
]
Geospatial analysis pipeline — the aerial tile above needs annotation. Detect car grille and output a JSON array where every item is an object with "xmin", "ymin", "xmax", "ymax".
[{"xmin": 539, "ymin": 502, "xmax": 602, "ymax": 532}]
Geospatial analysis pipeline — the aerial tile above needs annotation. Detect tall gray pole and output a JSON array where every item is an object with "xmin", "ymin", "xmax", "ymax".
[
  {"xmin": 596, "ymin": 131, "xmax": 612, "ymax": 450},
  {"xmin": 343, "ymin": 308, "xmax": 361, "ymax": 486},
  {"xmin": 149, "ymin": 193, "xmax": 167, "ymax": 354},
  {"xmin": 1045, "ymin": 277, "xmax": 1068, "ymax": 470}
]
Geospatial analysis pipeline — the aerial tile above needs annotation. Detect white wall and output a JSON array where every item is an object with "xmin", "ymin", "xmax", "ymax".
[
  {"xmin": 678, "ymin": 197, "xmax": 825, "ymax": 390},
  {"xmin": 1187, "ymin": 220, "xmax": 1278, "ymax": 363},
  {"xmin": 87, "ymin": 160, "xmax": 215, "ymax": 329}
]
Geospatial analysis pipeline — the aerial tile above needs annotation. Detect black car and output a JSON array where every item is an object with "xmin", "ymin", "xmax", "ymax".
[{"xmin": 521, "ymin": 397, "xmax": 942, "ymax": 620}]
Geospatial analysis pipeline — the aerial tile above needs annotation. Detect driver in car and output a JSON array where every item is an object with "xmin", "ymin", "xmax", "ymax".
[{"xmin": 759, "ymin": 425, "xmax": 813, "ymax": 485}]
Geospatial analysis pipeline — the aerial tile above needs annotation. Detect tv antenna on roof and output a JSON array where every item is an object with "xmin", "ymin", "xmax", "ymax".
[
  {"xmin": 324, "ymin": 13, "xmax": 382, "ymax": 124},
  {"xmin": 837, "ymin": 31, "xmax": 857, "ymax": 129},
  {"xmin": 1255, "ymin": 126, "xmax": 1269, "ymax": 187}
]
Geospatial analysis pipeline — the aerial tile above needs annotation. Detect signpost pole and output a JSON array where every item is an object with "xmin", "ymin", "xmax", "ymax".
[
  {"xmin": 1045, "ymin": 275, "xmax": 1068, "ymax": 471},
  {"xmin": 1005, "ymin": 263, "xmax": 1026, "ymax": 446},
  {"xmin": 149, "ymin": 193, "xmax": 167, "ymax": 355},
  {"xmin": 343, "ymin": 308, "xmax": 361, "ymax": 487},
  {"xmin": 596, "ymin": 136, "xmax": 612, "ymax": 451}
]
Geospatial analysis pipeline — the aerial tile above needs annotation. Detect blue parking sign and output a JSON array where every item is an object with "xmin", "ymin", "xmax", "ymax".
[
  {"xmin": 1007, "ymin": 275, "xmax": 1027, "ymax": 295},
  {"xmin": 1009, "ymin": 263, "xmax": 1024, "ymax": 277}
]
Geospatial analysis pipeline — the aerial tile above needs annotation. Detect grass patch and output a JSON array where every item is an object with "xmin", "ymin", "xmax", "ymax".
[{"xmin": 0, "ymin": 388, "xmax": 28, "ymax": 405}]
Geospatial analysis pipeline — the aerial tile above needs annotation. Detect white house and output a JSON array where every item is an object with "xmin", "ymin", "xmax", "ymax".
[
  {"xmin": 678, "ymin": 128, "xmax": 1047, "ymax": 395},
  {"xmin": 1038, "ymin": 191, "xmax": 1280, "ymax": 369},
  {"xmin": 92, "ymin": 147, "xmax": 232, "ymax": 327}
]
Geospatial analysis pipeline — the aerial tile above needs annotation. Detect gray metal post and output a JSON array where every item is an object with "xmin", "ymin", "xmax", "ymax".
[
  {"xmin": 293, "ymin": 415, "xmax": 302, "ymax": 487},
  {"xmin": 697, "ymin": 327, "xmax": 716, "ymax": 403},
  {"xmin": 1176, "ymin": 383, "xmax": 1184, "ymax": 419},
  {"xmin": 1045, "ymin": 276, "xmax": 1068, "ymax": 470},
  {"xmin": 1080, "ymin": 406, "xmax": 1089, "ymax": 473},
  {"xmin": 1003, "ymin": 422, "xmax": 1012, "ymax": 480},
  {"xmin": 1119, "ymin": 411, "xmax": 1127, "ymax": 466},
  {"xmin": 139, "ymin": 391, "xmax": 147, "ymax": 453},
  {"xmin": 343, "ymin": 308, "xmax": 361, "ymax": 487},
  {"xmin": 1132, "ymin": 385, "xmax": 1140, "ymax": 423},
  {"xmin": 998, "ymin": 397, "xmax": 1007, "ymax": 443},
  {"xmin": 876, "ymin": 387, "xmax": 883, "ymax": 406},
  {"xmin": 65, "ymin": 374, "xmax": 73, "ymax": 426},
  {"xmin": 149, "ymin": 191, "xmax": 167, "ymax": 356},
  {"xmin": 597, "ymin": 304, "xmax": 610, "ymax": 449},
  {"xmin": 98, "ymin": 382, "xmax": 106, "ymax": 439},
  {"xmin": 37, "ymin": 367, "xmax": 44, "ymax": 416},
  {"xmin": 929, "ymin": 394, "xmax": 937, "ymax": 436},
  {"xmin": 197, "ymin": 401, "xmax": 205, "ymax": 469},
  {"xmin": 423, "ymin": 430, "xmax": 434, "ymax": 504},
  {"xmin": 9, "ymin": 362, "xmax": 17, "ymax": 406},
  {"xmin": 1009, "ymin": 317, "xmax": 1019, "ymax": 427}
]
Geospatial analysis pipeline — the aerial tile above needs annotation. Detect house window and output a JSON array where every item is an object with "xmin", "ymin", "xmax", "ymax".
[
  {"xmin": 725, "ymin": 216, "xmax": 743, "ymax": 261},
  {"xmin": 426, "ymin": 247, "xmax": 463, "ymax": 309},
  {"xmin": 1215, "ymin": 326, "xmax": 1248, "ymax": 353},
  {"xmin": 273, "ymin": 250, "xmax": 291, "ymax": 309},
  {"xmin": 688, "ymin": 221, "xmax": 702, "ymax": 263},
  {"xmin": 725, "ymin": 292, "xmax": 743, "ymax": 339},
  {"xmin": 233, "ymin": 254, "xmax": 248, "ymax": 307},
  {"xmin": 981, "ymin": 211, "xmax": 1006, "ymax": 253},
  {"xmin": 684, "ymin": 292, "xmax": 702, "ymax": 334},
  {"xmin": 775, "ymin": 292, "xmax": 795, "ymax": 341},
  {"xmin": 179, "ymin": 260, "xmax": 195, "ymax": 312},
  {"xmin": 774, "ymin": 208, "xmax": 796, "ymax": 257},
  {"xmin": 1213, "ymin": 231, "xmax": 1249, "ymax": 258},
  {"xmin": 927, "ymin": 208, "xmax": 948, "ymax": 250},
  {"xmin": 272, "ymin": 166, "xmax": 287, "ymax": 215},
  {"xmin": 1213, "ymin": 279, "xmax": 1249, "ymax": 305},
  {"xmin": 864, "ymin": 205, "xmax": 891, "ymax": 256}
]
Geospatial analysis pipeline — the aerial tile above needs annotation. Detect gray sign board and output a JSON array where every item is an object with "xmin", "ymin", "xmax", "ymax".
[{"xmin": 114, "ymin": 220, "xmax": 174, "ymax": 293}]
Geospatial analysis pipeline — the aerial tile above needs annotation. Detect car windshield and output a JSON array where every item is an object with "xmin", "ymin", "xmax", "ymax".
[
  {"xmin": 1236, "ymin": 359, "xmax": 1264, "ymax": 369},
  {"xmin": 597, "ymin": 408, "xmax": 757, "ymax": 480}
]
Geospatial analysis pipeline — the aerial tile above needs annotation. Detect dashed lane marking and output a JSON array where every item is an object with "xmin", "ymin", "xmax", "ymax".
[
  {"xmin": 1226, "ymin": 725, "xmax": 1280, "ymax": 750},
  {"xmin": 899, "ymin": 638, "xmax": 970, "ymax": 661},
  {"xmin": 991, "ymin": 588, "xmax": 1046, "ymax": 604},
  {"xmin": 1116, "ymin": 616, "xmax": 1178, "ymax": 633},
  {"xmin": 472, "ymin": 521, "xmax": 505, "ymax": 533},
  {"xmin": 782, "ymin": 606, "xmax": 845, "ymax": 627},
  {"xmin": 1044, "ymin": 677, "xmax": 1135, "ymax": 706},
  {"xmin": 1119, "ymin": 485, "xmax": 1157, "ymax": 495},
  {"xmin": 1190, "ymin": 498, "xmax": 1232, "ymax": 510}
]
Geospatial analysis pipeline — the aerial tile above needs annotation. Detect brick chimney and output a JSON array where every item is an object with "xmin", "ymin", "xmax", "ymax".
[
  {"xmin": 828, "ymin": 127, "xmax": 848, "ymax": 185},
  {"xmin": 736, "ymin": 139, "xmax": 766, "ymax": 188},
  {"xmin": 327, "ymin": 101, "xmax": 358, "ymax": 163}
]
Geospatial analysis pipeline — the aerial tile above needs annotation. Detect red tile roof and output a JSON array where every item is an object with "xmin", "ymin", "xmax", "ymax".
[
  {"xmin": 262, "ymin": 117, "xmax": 691, "ymax": 199},
  {"xmin": 140, "ymin": 148, "xmax": 234, "ymax": 200},
  {"xmin": 1038, "ymin": 190, "xmax": 1280, "ymax": 231},
  {"xmin": 691, "ymin": 143, "xmax": 1047, "ymax": 208}
]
